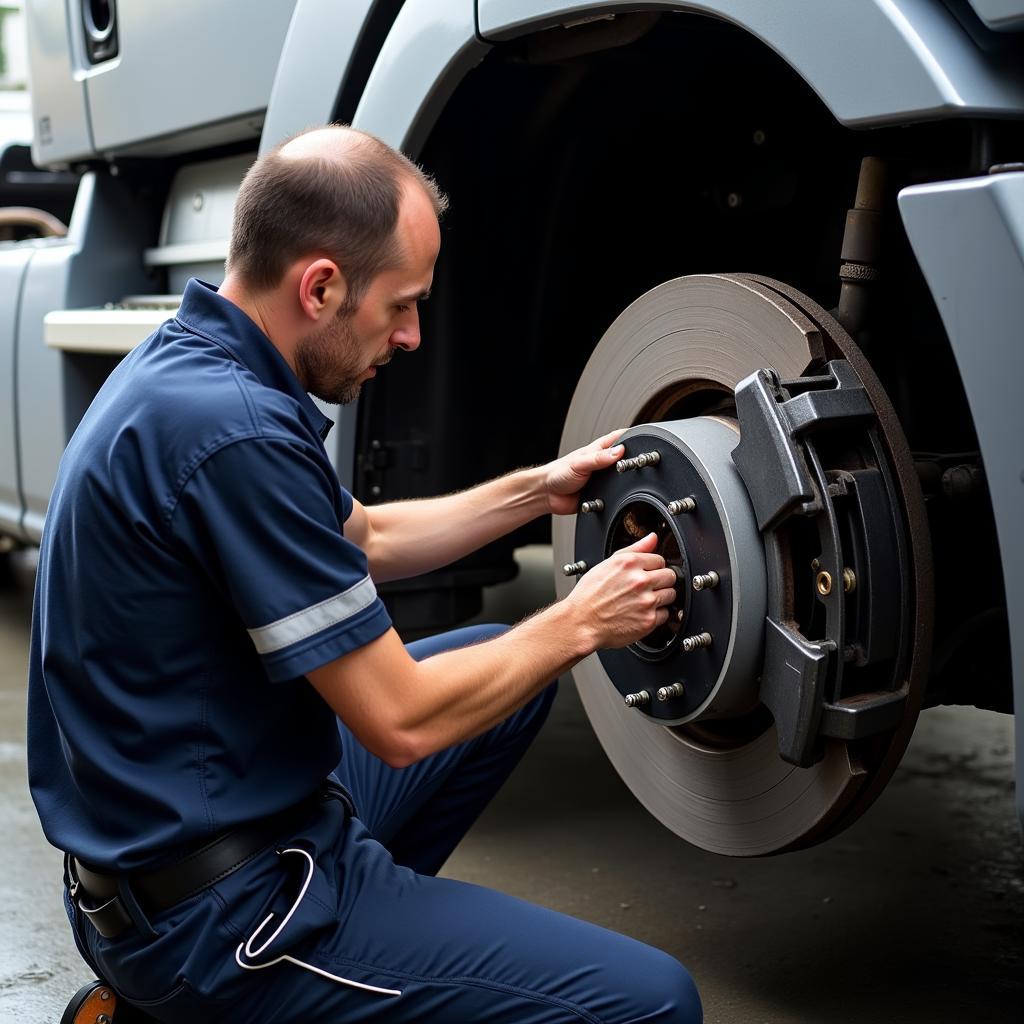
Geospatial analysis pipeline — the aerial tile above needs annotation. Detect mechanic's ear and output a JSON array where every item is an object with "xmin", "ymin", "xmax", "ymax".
[{"xmin": 298, "ymin": 258, "xmax": 348, "ymax": 322}]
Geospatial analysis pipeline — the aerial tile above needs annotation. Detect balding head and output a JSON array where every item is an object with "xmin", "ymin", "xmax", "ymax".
[
  {"xmin": 276, "ymin": 124, "xmax": 372, "ymax": 163},
  {"xmin": 226, "ymin": 124, "xmax": 446, "ymax": 304}
]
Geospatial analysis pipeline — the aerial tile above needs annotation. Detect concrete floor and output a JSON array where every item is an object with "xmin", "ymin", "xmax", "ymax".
[{"xmin": 1, "ymin": 547, "xmax": 1022, "ymax": 1022}]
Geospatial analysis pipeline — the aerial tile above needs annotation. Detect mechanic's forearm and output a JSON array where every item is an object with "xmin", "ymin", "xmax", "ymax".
[
  {"xmin": 365, "ymin": 467, "xmax": 548, "ymax": 582},
  {"xmin": 396, "ymin": 599, "xmax": 593, "ymax": 761}
]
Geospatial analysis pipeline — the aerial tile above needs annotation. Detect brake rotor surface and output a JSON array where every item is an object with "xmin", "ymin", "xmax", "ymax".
[{"xmin": 555, "ymin": 274, "xmax": 930, "ymax": 856}]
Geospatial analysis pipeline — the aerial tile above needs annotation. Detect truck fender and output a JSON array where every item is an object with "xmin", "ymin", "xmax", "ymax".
[
  {"xmin": 477, "ymin": 0, "xmax": 1024, "ymax": 126},
  {"xmin": 899, "ymin": 172, "xmax": 1024, "ymax": 833}
]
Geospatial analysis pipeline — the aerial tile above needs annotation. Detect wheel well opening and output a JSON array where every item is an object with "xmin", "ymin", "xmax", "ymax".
[{"xmin": 360, "ymin": 9, "xmax": 1008, "ymax": 659}]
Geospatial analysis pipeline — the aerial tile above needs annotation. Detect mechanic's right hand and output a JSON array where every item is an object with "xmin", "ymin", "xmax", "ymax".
[{"xmin": 567, "ymin": 532, "xmax": 678, "ymax": 650}]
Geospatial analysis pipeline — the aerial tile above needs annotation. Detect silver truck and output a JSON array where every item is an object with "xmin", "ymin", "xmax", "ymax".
[{"xmin": 2, "ymin": 0, "xmax": 1022, "ymax": 857}]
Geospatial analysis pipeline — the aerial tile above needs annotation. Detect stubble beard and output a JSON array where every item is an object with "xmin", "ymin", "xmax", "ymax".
[{"xmin": 295, "ymin": 307, "xmax": 391, "ymax": 406}]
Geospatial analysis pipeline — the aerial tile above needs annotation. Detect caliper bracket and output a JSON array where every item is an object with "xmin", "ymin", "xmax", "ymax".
[
  {"xmin": 759, "ymin": 618, "xmax": 832, "ymax": 767},
  {"xmin": 733, "ymin": 359, "xmax": 907, "ymax": 766}
]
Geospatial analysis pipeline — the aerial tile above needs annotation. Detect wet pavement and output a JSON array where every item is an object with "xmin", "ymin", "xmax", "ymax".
[{"xmin": 1, "ymin": 547, "xmax": 1022, "ymax": 1022}]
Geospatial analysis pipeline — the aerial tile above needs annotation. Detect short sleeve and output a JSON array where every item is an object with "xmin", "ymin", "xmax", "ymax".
[{"xmin": 170, "ymin": 436, "xmax": 392, "ymax": 682}]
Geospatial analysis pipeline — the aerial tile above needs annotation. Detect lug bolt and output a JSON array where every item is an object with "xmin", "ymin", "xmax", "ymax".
[
  {"xmin": 667, "ymin": 497, "xmax": 696, "ymax": 515},
  {"xmin": 681, "ymin": 631, "xmax": 713, "ymax": 652},
  {"xmin": 842, "ymin": 568, "xmax": 857, "ymax": 593},
  {"xmin": 816, "ymin": 570, "xmax": 833, "ymax": 596},
  {"xmin": 624, "ymin": 690, "xmax": 651, "ymax": 708},
  {"xmin": 563, "ymin": 560, "xmax": 588, "ymax": 577},
  {"xmin": 616, "ymin": 451, "xmax": 662, "ymax": 473},
  {"xmin": 657, "ymin": 682, "xmax": 686, "ymax": 702},
  {"xmin": 692, "ymin": 571, "xmax": 720, "ymax": 591},
  {"xmin": 580, "ymin": 498, "xmax": 604, "ymax": 514}
]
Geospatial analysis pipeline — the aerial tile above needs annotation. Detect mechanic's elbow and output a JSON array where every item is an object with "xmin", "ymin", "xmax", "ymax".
[{"xmin": 375, "ymin": 728, "xmax": 429, "ymax": 769}]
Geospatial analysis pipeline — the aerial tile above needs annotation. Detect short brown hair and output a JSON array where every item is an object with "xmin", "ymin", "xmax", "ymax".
[{"xmin": 227, "ymin": 125, "xmax": 447, "ymax": 303}]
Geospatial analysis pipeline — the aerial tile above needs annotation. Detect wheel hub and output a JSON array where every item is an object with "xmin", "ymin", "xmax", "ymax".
[{"xmin": 574, "ymin": 418, "xmax": 766, "ymax": 726}]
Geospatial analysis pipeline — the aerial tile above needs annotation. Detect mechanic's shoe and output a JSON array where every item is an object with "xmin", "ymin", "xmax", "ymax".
[
  {"xmin": 61, "ymin": 980, "xmax": 118, "ymax": 1024},
  {"xmin": 61, "ymin": 979, "xmax": 161, "ymax": 1023}
]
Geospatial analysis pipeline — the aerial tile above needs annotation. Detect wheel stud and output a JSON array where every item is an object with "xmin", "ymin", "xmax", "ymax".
[
  {"xmin": 667, "ymin": 497, "xmax": 696, "ymax": 515},
  {"xmin": 624, "ymin": 690, "xmax": 651, "ymax": 708},
  {"xmin": 580, "ymin": 498, "xmax": 604, "ymax": 514},
  {"xmin": 692, "ymin": 571, "xmax": 720, "ymax": 591},
  {"xmin": 616, "ymin": 451, "xmax": 661, "ymax": 473},
  {"xmin": 657, "ymin": 682, "xmax": 686, "ymax": 702},
  {"xmin": 562, "ymin": 560, "xmax": 588, "ymax": 577},
  {"xmin": 842, "ymin": 568, "xmax": 857, "ymax": 593},
  {"xmin": 681, "ymin": 631, "xmax": 713, "ymax": 652}
]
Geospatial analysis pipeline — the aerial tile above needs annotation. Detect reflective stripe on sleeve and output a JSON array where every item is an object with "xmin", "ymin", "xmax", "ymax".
[{"xmin": 247, "ymin": 576, "xmax": 379, "ymax": 655}]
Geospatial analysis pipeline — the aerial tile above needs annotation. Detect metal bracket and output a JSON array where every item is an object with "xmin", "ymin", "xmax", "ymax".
[
  {"xmin": 733, "ymin": 359, "xmax": 909, "ymax": 766},
  {"xmin": 731, "ymin": 368, "xmax": 820, "ymax": 531},
  {"xmin": 357, "ymin": 438, "xmax": 427, "ymax": 500},
  {"xmin": 732, "ymin": 359, "xmax": 874, "ymax": 531},
  {"xmin": 759, "ymin": 618, "xmax": 833, "ymax": 767}
]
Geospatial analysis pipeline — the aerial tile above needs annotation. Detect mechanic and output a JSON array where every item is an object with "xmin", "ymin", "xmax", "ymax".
[{"xmin": 28, "ymin": 126, "xmax": 702, "ymax": 1024}]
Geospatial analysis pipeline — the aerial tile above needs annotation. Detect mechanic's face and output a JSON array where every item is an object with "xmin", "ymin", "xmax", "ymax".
[{"xmin": 297, "ymin": 183, "xmax": 440, "ymax": 406}]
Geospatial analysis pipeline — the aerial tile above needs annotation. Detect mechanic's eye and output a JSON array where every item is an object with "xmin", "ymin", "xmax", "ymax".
[{"xmin": 396, "ymin": 304, "xmax": 410, "ymax": 314}]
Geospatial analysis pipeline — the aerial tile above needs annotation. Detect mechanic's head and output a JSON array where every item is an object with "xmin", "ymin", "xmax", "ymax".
[{"xmin": 224, "ymin": 124, "xmax": 446, "ymax": 404}]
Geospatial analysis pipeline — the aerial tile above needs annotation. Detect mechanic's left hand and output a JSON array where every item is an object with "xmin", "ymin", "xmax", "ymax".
[{"xmin": 542, "ymin": 428, "xmax": 627, "ymax": 515}]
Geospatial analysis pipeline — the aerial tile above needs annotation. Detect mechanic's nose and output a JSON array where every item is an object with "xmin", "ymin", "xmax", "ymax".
[{"xmin": 391, "ymin": 310, "xmax": 421, "ymax": 352}]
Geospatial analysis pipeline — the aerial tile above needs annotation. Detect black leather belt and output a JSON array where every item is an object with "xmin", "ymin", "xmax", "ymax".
[{"xmin": 70, "ymin": 790, "xmax": 327, "ymax": 940}]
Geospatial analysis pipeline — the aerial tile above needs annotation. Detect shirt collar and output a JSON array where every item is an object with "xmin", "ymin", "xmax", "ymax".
[{"xmin": 175, "ymin": 278, "xmax": 334, "ymax": 441}]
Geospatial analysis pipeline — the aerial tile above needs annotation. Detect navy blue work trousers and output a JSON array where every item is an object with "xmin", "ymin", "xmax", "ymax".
[{"xmin": 68, "ymin": 624, "xmax": 702, "ymax": 1023}]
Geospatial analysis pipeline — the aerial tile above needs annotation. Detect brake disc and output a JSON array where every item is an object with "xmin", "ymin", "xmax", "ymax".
[{"xmin": 555, "ymin": 274, "xmax": 931, "ymax": 856}]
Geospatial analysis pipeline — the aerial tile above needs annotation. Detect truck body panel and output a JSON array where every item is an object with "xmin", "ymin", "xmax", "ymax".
[
  {"xmin": 24, "ymin": 0, "xmax": 92, "ymax": 167},
  {"xmin": 899, "ymin": 171, "xmax": 1024, "ymax": 829},
  {"xmin": 15, "ymin": 173, "xmax": 155, "ymax": 540},
  {"xmin": 260, "ymin": 0, "xmax": 381, "ymax": 155},
  {"xmin": 0, "ymin": 246, "xmax": 34, "ymax": 540},
  {"xmin": 478, "ymin": 0, "xmax": 1024, "ymax": 123},
  {"xmin": 968, "ymin": 0, "xmax": 1024, "ymax": 31},
  {"xmin": 353, "ymin": 0, "xmax": 487, "ymax": 154},
  {"xmin": 26, "ymin": 0, "xmax": 298, "ymax": 164}
]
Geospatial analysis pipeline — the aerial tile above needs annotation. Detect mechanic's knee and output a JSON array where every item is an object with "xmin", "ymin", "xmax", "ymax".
[
  {"xmin": 667, "ymin": 959, "xmax": 703, "ymax": 1024},
  {"xmin": 626, "ymin": 952, "xmax": 702, "ymax": 1024}
]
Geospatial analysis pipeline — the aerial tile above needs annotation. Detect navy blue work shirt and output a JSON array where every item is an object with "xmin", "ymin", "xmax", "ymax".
[{"xmin": 27, "ymin": 278, "xmax": 392, "ymax": 871}]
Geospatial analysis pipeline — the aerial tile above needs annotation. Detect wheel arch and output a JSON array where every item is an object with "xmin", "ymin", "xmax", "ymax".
[{"xmin": 477, "ymin": 0, "xmax": 1024, "ymax": 127}]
